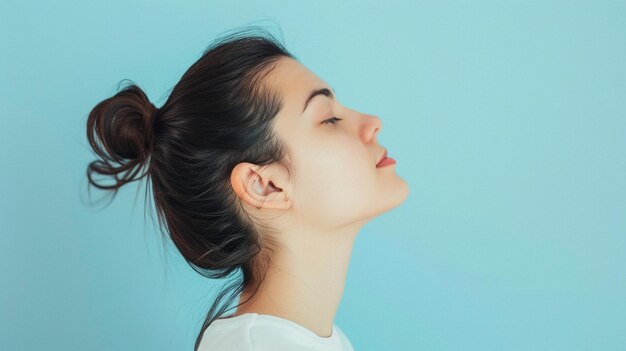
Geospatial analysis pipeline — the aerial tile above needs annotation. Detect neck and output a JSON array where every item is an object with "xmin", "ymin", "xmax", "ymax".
[{"xmin": 232, "ymin": 223, "xmax": 359, "ymax": 338}]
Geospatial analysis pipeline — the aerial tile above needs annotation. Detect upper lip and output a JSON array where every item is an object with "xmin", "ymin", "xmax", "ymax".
[{"xmin": 376, "ymin": 148, "xmax": 388, "ymax": 166}]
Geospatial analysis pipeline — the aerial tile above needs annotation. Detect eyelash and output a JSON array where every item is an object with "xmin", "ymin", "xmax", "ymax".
[{"xmin": 322, "ymin": 117, "xmax": 343, "ymax": 126}]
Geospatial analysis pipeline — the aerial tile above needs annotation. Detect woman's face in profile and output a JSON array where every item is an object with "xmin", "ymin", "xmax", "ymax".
[{"xmin": 269, "ymin": 57, "xmax": 409, "ymax": 229}]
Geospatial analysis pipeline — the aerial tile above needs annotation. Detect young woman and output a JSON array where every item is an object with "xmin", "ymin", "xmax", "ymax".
[{"xmin": 85, "ymin": 26, "xmax": 409, "ymax": 351}]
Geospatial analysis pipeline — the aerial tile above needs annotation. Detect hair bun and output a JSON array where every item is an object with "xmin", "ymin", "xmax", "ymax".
[{"xmin": 86, "ymin": 81, "xmax": 156, "ymax": 190}]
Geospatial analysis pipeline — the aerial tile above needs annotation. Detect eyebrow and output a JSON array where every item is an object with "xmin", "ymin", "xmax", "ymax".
[{"xmin": 302, "ymin": 87, "xmax": 335, "ymax": 113}]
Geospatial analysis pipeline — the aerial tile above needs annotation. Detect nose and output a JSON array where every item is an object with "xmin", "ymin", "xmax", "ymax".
[{"xmin": 361, "ymin": 113, "xmax": 382, "ymax": 142}]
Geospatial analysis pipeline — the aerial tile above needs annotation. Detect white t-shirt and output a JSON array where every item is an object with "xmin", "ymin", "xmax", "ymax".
[{"xmin": 197, "ymin": 312, "xmax": 355, "ymax": 351}]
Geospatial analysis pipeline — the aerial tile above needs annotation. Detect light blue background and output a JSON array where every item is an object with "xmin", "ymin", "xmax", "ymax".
[{"xmin": 1, "ymin": 1, "xmax": 625, "ymax": 350}]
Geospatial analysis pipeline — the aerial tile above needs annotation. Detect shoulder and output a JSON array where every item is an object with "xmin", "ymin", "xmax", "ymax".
[
  {"xmin": 197, "ymin": 313, "xmax": 313, "ymax": 351},
  {"xmin": 196, "ymin": 315, "xmax": 253, "ymax": 351},
  {"xmin": 333, "ymin": 324, "xmax": 356, "ymax": 351}
]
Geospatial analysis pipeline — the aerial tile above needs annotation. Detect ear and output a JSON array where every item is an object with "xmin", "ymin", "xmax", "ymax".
[{"xmin": 230, "ymin": 162, "xmax": 290, "ymax": 210}]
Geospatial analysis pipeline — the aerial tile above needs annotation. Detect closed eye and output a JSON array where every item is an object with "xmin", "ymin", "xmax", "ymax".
[{"xmin": 322, "ymin": 117, "xmax": 343, "ymax": 126}]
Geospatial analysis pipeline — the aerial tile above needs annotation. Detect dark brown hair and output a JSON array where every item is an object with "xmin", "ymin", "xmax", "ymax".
[{"xmin": 85, "ymin": 25, "xmax": 298, "ymax": 350}]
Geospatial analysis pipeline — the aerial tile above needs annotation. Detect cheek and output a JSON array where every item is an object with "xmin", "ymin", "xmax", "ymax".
[
  {"xmin": 294, "ymin": 146, "xmax": 376, "ymax": 222},
  {"xmin": 301, "ymin": 143, "xmax": 369, "ymax": 185}
]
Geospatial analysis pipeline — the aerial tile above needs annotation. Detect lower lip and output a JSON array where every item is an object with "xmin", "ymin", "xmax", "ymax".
[{"xmin": 376, "ymin": 157, "xmax": 396, "ymax": 168}]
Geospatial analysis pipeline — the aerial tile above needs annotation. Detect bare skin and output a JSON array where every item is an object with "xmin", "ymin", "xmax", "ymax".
[{"xmin": 228, "ymin": 57, "xmax": 410, "ymax": 338}]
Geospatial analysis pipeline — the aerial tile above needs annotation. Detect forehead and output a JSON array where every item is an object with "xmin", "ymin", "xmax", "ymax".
[{"xmin": 267, "ymin": 57, "xmax": 329, "ymax": 114}]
